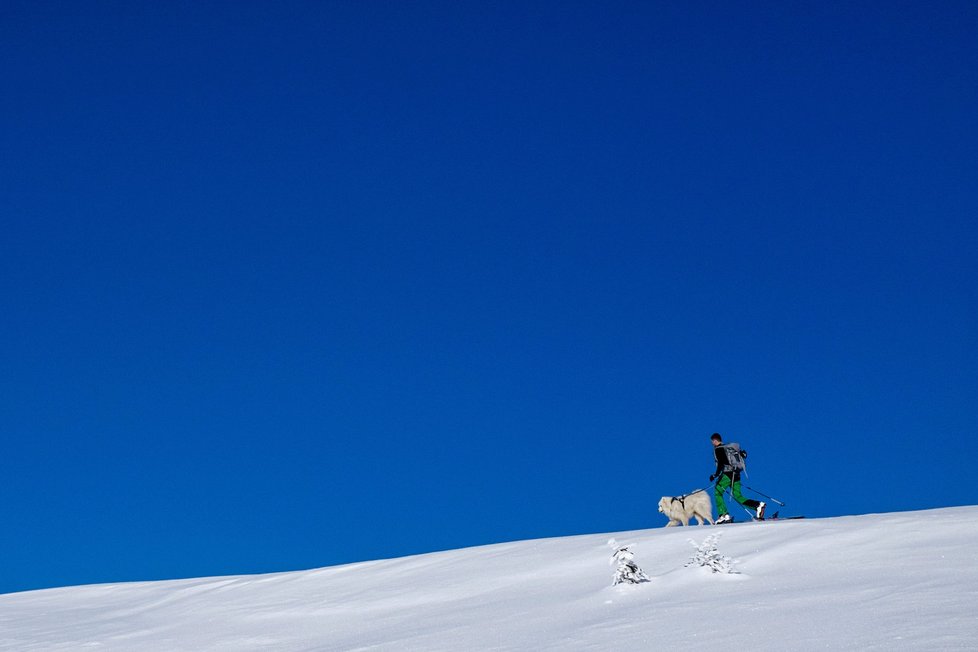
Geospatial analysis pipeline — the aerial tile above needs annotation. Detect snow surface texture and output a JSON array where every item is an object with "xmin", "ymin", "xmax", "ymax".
[{"xmin": 2, "ymin": 506, "xmax": 977, "ymax": 651}]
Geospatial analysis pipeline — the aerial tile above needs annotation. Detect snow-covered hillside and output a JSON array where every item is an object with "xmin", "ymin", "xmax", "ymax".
[{"xmin": 2, "ymin": 506, "xmax": 976, "ymax": 651}]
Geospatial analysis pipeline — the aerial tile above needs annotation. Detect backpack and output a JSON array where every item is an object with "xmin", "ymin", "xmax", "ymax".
[{"xmin": 721, "ymin": 442, "xmax": 746, "ymax": 472}]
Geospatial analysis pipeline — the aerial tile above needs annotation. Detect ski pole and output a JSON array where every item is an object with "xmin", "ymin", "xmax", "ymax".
[
  {"xmin": 743, "ymin": 485, "xmax": 785, "ymax": 506},
  {"xmin": 736, "ymin": 501, "xmax": 755, "ymax": 520}
]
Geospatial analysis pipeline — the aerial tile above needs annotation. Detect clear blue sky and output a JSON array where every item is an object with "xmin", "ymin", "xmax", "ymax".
[{"xmin": 2, "ymin": 1, "xmax": 975, "ymax": 594}]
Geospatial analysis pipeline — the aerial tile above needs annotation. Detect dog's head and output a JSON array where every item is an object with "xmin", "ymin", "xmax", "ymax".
[{"xmin": 657, "ymin": 496, "xmax": 671, "ymax": 513}]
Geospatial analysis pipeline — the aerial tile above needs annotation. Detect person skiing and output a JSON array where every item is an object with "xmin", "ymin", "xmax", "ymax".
[{"xmin": 710, "ymin": 432, "xmax": 765, "ymax": 524}]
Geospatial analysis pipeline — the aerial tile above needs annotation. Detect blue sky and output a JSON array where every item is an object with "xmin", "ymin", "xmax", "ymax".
[{"xmin": 1, "ymin": 1, "xmax": 975, "ymax": 594}]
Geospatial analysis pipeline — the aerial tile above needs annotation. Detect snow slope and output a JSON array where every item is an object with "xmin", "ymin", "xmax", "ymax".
[{"xmin": 2, "ymin": 506, "xmax": 976, "ymax": 651}]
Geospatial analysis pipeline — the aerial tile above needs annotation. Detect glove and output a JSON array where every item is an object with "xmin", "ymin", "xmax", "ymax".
[{"xmin": 709, "ymin": 474, "xmax": 715, "ymax": 482}]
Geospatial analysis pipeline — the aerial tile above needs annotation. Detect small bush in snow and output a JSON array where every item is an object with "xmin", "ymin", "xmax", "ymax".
[
  {"xmin": 607, "ymin": 539, "xmax": 650, "ymax": 586},
  {"xmin": 685, "ymin": 533, "xmax": 738, "ymax": 574}
]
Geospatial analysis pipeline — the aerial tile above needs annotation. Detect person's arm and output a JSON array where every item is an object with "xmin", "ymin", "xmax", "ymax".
[{"xmin": 711, "ymin": 446, "xmax": 726, "ymax": 480}]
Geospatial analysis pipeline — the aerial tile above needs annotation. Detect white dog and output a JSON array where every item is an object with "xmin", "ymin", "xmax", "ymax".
[{"xmin": 658, "ymin": 491, "xmax": 714, "ymax": 526}]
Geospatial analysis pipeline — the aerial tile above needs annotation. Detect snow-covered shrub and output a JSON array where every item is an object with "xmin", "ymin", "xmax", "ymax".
[
  {"xmin": 685, "ymin": 533, "xmax": 738, "ymax": 574},
  {"xmin": 607, "ymin": 539, "xmax": 650, "ymax": 586}
]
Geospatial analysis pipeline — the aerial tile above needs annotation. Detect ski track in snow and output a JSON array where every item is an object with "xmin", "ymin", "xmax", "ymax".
[{"xmin": 2, "ymin": 506, "xmax": 977, "ymax": 651}]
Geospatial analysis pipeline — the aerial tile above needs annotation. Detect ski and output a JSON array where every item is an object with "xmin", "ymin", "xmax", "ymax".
[
  {"xmin": 714, "ymin": 515, "xmax": 805, "ymax": 525},
  {"xmin": 764, "ymin": 511, "xmax": 806, "ymax": 521}
]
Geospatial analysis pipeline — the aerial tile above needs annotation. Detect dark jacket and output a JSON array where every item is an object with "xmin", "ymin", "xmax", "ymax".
[{"xmin": 713, "ymin": 445, "xmax": 744, "ymax": 480}]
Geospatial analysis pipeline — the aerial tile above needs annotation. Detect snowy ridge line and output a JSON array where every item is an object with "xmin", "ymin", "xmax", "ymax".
[{"xmin": 0, "ymin": 506, "xmax": 976, "ymax": 651}]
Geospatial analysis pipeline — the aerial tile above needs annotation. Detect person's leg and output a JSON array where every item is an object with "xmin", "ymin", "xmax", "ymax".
[
  {"xmin": 714, "ymin": 475, "xmax": 730, "ymax": 516},
  {"xmin": 731, "ymin": 479, "xmax": 760, "ymax": 510}
]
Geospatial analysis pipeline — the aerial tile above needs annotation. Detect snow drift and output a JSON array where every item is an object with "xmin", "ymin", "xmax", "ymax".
[{"xmin": 2, "ymin": 506, "xmax": 976, "ymax": 651}]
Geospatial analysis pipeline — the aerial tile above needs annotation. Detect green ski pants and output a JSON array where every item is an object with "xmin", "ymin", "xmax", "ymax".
[{"xmin": 714, "ymin": 475, "xmax": 759, "ymax": 516}]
